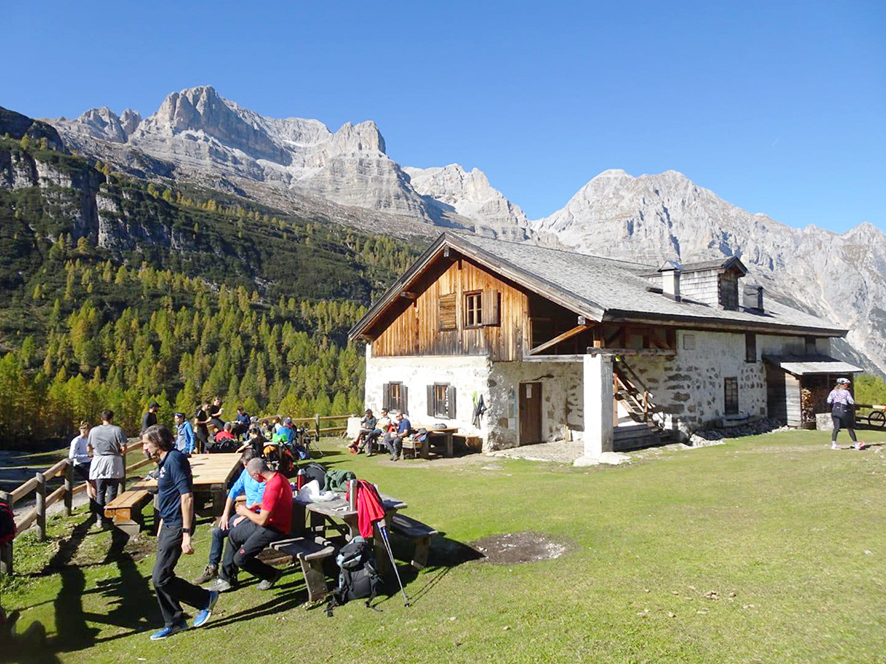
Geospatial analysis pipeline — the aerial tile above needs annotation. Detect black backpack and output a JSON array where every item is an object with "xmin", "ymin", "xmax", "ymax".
[
  {"xmin": 302, "ymin": 462, "xmax": 327, "ymax": 488},
  {"xmin": 327, "ymin": 536, "xmax": 380, "ymax": 616}
]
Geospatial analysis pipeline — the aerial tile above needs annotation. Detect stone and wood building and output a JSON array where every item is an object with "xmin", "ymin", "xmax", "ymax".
[{"xmin": 349, "ymin": 232, "xmax": 861, "ymax": 460}]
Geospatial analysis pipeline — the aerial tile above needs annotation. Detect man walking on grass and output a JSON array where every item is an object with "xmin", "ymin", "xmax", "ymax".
[
  {"xmin": 208, "ymin": 457, "xmax": 292, "ymax": 592},
  {"xmin": 142, "ymin": 424, "xmax": 218, "ymax": 640}
]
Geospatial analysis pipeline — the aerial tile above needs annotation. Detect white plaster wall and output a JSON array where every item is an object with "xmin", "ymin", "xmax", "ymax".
[
  {"xmin": 364, "ymin": 348, "xmax": 491, "ymax": 439},
  {"xmin": 625, "ymin": 331, "xmax": 817, "ymax": 438},
  {"xmin": 486, "ymin": 361, "xmax": 583, "ymax": 450}
]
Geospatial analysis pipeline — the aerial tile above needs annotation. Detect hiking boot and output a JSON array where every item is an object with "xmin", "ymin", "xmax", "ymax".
[
  {"xmin": 194, "ymin": 564, "xmax": 218, "ymax": 585},
  {"xmin": 831, "ymin": 442, "xmax": 839, "ymax": 450},
  {"xmin": 207, "ymin": 577, "xmax": 233, "ymax": 593},
  {"xmin": 192, "ymin": 591, "xmax": 218, "ymax": 628},
  {"xmin": 257, "ymin": 568, "xmax": 283, "ymax": 591},
  {"xmin": 150, "ymin": 622, "xmax": 187, "ymax": 640}
]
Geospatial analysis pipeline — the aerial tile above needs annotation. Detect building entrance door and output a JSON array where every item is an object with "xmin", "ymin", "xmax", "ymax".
[{"xmin": 519, "ymin": 382, "xmax": 543, "ymax": 445}]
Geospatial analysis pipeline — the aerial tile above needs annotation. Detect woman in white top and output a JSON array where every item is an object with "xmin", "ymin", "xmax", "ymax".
[{"xmin": 68, "ymin": 421, "xmax": 96, "ymax": 498}]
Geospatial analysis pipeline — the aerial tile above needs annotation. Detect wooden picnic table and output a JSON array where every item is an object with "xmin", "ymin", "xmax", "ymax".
[
  {"xmin": 415, "ymin": 426, "xmax": 459, "ymax": 458},
  {"xmin": 298, "ymin": 493, "xmax": 407, "ymax": 575},
  {"xmin": 132, "ymin": 453, "xmax": 243, "ymax": 516}
]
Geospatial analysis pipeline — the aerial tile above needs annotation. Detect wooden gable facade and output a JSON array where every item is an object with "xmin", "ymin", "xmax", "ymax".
[{"xmin": 369, "ymin": 254, "xmax": 530, "ymax": 361}]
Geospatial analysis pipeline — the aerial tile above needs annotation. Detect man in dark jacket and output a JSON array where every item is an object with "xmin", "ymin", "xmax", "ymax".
[{"xmin": 141, "ymin": 401, "xmax": 160, "ymax": 434}]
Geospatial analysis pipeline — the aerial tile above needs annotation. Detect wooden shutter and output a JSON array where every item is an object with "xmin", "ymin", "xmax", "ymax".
[
  {"xmin": 427, "ymin": 385, "xmax": 435, "ymax": 417},
  {"xmin": 439, "ymin": 293, "xmax": 457, "ymax": 330},
  {"xmin": 446, "ymin": 385, "xmax": 457, "ymax": 419},
  {"xmin": 383, "ymin": 383, "xmax": 392, "ymax": 411},
  {"xmin": 401, "ymin": 385, "xmax": 408, "ymax": 414},
  {"xmin": 481, "ymin": 290, "xmax": 500, "ymax": 326}
]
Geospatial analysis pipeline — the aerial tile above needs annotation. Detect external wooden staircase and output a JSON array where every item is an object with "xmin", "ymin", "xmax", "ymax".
[{"xmin": 613, "ymin": 358, "xmax": 669, "ymax": 451}]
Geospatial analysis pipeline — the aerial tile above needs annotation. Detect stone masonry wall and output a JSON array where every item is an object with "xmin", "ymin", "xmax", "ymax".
[{"xmin": 625, "ymin": 331, "xmax": 823, "ymax": 439}]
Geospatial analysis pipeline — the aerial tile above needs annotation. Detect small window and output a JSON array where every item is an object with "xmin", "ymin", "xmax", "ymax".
[
  {"xmin": 383, "ymin": 382, "xmax": 408, "ymax": 413},
  {"xmin": 683, "ymin": 334, "xmax": 696, "ymax": 350},
  {"xmin": 724, "ymin": 377, "xmax": 739, "ymax": 415},
  {"xmin": 463, "ymin": 289, "xmax": 500, "ymax": 328},
  {"xmin": 438, "ymin": 292, "xmax": 457, "ymax": 331},
  {"xmin": 427, "ymin": 383, "xmax": 456, "ymax": 419},
  {"xmin": 465, "ymin": 291, "xmax": 482, "ymax": 327},
  {"xmin": 745, "ymin": 333, "xmax": 756, "ymax": 363}
]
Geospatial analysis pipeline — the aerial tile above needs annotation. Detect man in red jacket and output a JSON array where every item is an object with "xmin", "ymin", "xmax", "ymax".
[{"xmin": 209, "ymin": 458, "xmax": 292, "ymax": 592}]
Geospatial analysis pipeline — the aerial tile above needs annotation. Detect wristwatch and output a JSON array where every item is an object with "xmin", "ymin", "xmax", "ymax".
[{"xmin": 181, "ymin": 527, "xmax": 193, "ymax": 535}]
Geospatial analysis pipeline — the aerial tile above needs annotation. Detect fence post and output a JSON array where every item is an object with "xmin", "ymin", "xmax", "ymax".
[
  {"xmin": 0, "ymin": 491, "xmax": 12, "ymax": 574},
  {"xmin": 315, "ymin": 414, "xmax": 321, "ymax": 441},
  {"xmin": 35, "ymin": 472, "xmax": 46, "ymax": 541},
  {"xmin": 63, "ymin": 460, "xmax": 73, "ymax": 517}
]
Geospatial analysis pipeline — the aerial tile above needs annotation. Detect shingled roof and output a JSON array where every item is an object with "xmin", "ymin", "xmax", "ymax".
[{"xmin": 350, "ymin": 232, "xmax": 846, "ymax": 340}]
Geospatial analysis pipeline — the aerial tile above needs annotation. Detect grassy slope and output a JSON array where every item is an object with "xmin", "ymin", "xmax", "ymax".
[{"xmin": 4, "ymin": 430, "xmax": 886, "ymax": 663}]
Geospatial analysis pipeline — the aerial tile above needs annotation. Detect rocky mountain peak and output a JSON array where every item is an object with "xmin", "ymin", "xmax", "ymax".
[{"xmin": 331, "ymin": 121, "xmax": 386, "ymax": 154}]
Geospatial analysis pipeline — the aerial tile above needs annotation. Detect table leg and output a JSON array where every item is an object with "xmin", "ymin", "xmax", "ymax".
[{"xmin": 445, "ymin": 432, "xmax": 453, "ymax": 458}]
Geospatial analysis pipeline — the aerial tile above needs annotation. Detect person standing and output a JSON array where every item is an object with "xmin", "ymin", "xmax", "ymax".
[
  {"xmin": 208, "ymin": 458, "xmax": 292, "ymax": 592},
  {"xmin": 173, "ymin": 413, "xmax": 195, "ymax": 455},
  {"xmin": 141, "ymin": 401, "xmax": 160, "ymax": 434},
  {"xmin": 141, "ymin": 424, "xmax": 218, "ymax": 640},
  {"xmin": 87, "ymin": 410, "xmax": 127, "ymax": 527},
  {"xmin": 193, "ymin": 401, "xmax": 210, "ymax": 455},
  {"xmin": 827, "ymin": 378, "xmax": 864, "ymax": 450},
  {"xmin": 232, "ymin": 406, "xmax": 251, "ymax": 437},
  {"xmin": 68, "ymin": 421, "xmax": 95, "ymax": 503}
]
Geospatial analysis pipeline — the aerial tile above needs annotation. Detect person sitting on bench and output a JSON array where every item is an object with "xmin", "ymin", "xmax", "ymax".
[
  {"xmin": 211, "ymin": 422, "xmax": 237, "ymax": 451},
  {"xmin": 383, "ymin": 411, "xmax": 411, "ymax": 462},
  {"xmin": 348, "ymin": 409, "xmax": 377, "ymax": 454},
  {"xmin": 208, "ymin": 458, "xmax": 292, "ymax": 592},
  {"xmin": 194, "ymin": 449, "xmax": 265, "ymax": 585},
  {"xmin": 364, "ymin": 408, "xmax": 391, "ymax": 457}
]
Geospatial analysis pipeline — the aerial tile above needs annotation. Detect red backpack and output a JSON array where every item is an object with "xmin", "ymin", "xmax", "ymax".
[{"xmin": 0, "ymin": 502, "xmax": 16, "ymax": 545}]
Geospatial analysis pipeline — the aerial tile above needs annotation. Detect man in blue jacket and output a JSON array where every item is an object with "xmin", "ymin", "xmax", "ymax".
[
  {"xmin": 193, "ymin": 448, "xmax": 266, "ymax": 585},
  {"xmin": 173, "ymin": 413, "xmax": 195, "ymax": 455}
]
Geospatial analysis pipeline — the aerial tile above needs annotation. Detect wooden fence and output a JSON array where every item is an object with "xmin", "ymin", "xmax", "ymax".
[{"xmin": 0, "ymin": 455, "xmax": 153, "ymax": 574}]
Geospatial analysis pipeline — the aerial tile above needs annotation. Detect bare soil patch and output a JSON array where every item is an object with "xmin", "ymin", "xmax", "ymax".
[{"xmin": 472, "ymin": 530, "xmax": 575, "ymax": 565}]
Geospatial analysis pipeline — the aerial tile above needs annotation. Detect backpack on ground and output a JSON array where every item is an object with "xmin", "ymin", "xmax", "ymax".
[{"xmin": 326, "ymin": 536, "xmax": 380, "ymax": 616}]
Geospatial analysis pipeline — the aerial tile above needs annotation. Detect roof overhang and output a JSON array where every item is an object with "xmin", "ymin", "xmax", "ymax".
[
  {"xmin": 763, "ymin": 354, "xmax": 864, "ymax": 376},
  {"xmin": 349, "ymin": 233, "xmax": 607, "ymax": 341},
  {"xmin": 603, "ymin": 312, "xmax": 848, "ymax": 338}
]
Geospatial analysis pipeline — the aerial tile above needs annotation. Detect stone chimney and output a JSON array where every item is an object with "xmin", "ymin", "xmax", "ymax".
[
  {"xmin": 743, "ymin": 284, "xmax": 764, "ymax": 312},
  {"xmin": 659, "ymin": 261, "xmax": 682, "ymax": 301}
]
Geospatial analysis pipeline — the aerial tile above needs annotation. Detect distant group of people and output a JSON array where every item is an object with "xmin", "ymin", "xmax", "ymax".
[{"xmin": 348, "ymin": 408, "xmax": 412, "ymax": 461}]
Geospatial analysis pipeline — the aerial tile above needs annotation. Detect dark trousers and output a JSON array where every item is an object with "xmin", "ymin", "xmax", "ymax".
[
  {"xmin": 208, "ymin": 524, "xmax": 229, "ymax": 568},
  {"xmin": 73, "ymin": 462, "xmax": 91, "ymax": 483},
  {"xmin": 384, "ymin": 433, "xmax": 405, "ymax": 458},
  {"xmin": 832, "ymin": 414, "xmax": 858, "ymax": 443},
  {"xmin": 93, "ymin": 477, "xmax": 120, "ymax": 523},
  {"xmin": 153, "ymin": 524, "xmax": 210, "ymax": 627},
  {"xmin": 220, "ymin": 520, "xmax": 284, "ymax": 583},
  {"xmin": 195, "ymin": 429, "xmax": 208, "ymax": 454}
]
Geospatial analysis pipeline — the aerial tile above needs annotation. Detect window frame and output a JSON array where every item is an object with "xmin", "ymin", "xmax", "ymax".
[
  {"xmin": 464, "ymin": 291, "xmax": 483, "ymax": 328},
  {"xmin": 745, "ymin": 333, "xmax": 757, "ymax": 363},
  {"xmin": 724, "ymin": 377, "xmax": 739, "ymax": 415}
]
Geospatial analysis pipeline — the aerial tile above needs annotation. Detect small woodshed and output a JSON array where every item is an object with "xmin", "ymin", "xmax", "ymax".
[{"xmin": 764, "ymin": 355, "xmax": 863, "ymax": 428}]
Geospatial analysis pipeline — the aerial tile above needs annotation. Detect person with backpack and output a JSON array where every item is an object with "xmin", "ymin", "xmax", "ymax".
[
  {"xmin": 827, "ymin": 378, "xmax": 865, "ymax": 450},
  {"xmin": 193, "ymin": 448, "xmax": 266, "ymax": 586},
  {"xmin": 141, "ymin": 424, "xmax": 218, "ymax": 640},
  {"xmin": 208, "ymin": 458, "xmax": 293, "ymax": 593},
  {"xmin": 87, "ymin": 410, "xmax": 127, "ymax": 528}
]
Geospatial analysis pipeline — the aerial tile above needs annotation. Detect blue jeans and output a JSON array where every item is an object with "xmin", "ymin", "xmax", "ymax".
[{"xmin": 208, "ymin": 524, "xmax": 229, "ymax": 567}]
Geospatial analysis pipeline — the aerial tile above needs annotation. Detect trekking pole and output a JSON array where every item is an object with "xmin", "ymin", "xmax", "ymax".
[{"xmin": 378, "ymin": 518, "xmax": 409, "ymax": 607}]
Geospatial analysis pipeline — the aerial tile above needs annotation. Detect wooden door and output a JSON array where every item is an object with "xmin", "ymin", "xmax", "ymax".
[{"xmin": 519, "ymin": 382, "xmax": 543, "ymax": 445}]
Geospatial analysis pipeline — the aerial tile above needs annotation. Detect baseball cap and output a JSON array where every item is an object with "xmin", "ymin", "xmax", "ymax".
[
  {"xmin": 173, "ymin": 412, "xmax": 185, "ymax": 418},
  {"xmin": 284, "ymin": 417, "xmax": 293, "ymax": 425},
  {"xmin": 149, "ymin": 401, "xmax": 160, "ymax": 409}
]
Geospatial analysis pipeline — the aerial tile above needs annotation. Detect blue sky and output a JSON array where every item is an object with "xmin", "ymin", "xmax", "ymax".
[{"xmin": 3, "ymin": 0, "xmax": 884, "ymax": 232}]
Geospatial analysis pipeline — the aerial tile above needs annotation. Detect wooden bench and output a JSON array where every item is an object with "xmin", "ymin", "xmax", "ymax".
[
  {"xmin": 400, "ymin": 433, "xmax": 427, "ymax": 459},
  {"xmin": 104, "ymin": 489, "xmax": 153, "ymax": 538},
  {"xmin": 270, "ymin": 536, "xmax": 336, "ymax": 602},
  {"xmin": 389, "ymin": 513, "xmax": 438, "ymax": 570}
]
